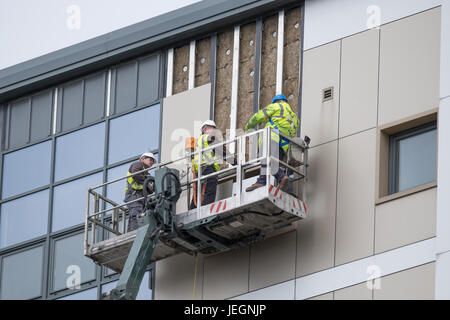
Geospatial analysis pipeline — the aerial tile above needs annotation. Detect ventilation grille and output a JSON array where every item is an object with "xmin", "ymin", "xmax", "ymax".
[{"xmin": 322, "ymin": 87, "xmax": 334, "ymax": 102}]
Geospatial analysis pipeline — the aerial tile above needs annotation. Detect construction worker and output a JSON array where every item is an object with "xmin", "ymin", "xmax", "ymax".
[
  {"xmin": 124, "ymin": 152, "xmax": 156, "ymax": 232},
  {"xmin": 190, "ymin": 120, "xmax": 223, "ymax": 209},
  {"xmin": 245, "ymin": 94, "xmax": 299, "ymax": 192}
]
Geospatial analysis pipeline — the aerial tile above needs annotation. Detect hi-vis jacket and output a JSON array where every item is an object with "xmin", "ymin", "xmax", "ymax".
[
  {"xmin": 245, "ymin": 101, "xmax": 299, "ymax": 152},
  {"xmin": 125, "ymin": 161, "xmax": 150, "ymax": 195},
  {"xmin": 192, "ymin": 134, "xmax": 221, "ymax": 172}
]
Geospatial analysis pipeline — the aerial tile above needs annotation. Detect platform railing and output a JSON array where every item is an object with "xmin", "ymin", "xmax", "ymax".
[{"xmin": 84, "ymin": 127, "xmax": 308, "ymax": 256}]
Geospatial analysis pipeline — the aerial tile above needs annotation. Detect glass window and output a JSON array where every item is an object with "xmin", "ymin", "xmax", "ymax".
[
  {"xmin": 83, "ymin": 72, "xmax": 106, "ymax": 124},
  {"xmin": 30, "ymin": 90, "xmax": 53, "ymax": 142},
  {"xmin": 101, "ymin": 271, "xmax": 152, "ymax": 300},
  {"xmin": 137, "ymin": 55, "xmax": 160, "ymax": 107},
  {"xmin": 389, "ymin": 122, "xmax": 437, "ymax": 194},
  {"xmin": 1, "ymin": 189, "xmax": 49, "ymax": 248},
  {"xmin": 9, "ymin": 98, "xmax": 30, "ymax": 148},
  {"xmin": 52, "ymin": 172, "xmax": 103, "ymax": 232},
  {"xmin": 106, "ymin": 161, "xmax": 134, "ymax": 209},
  {"xmin": 54, "ymin": 122, "xmax": 105, "ymax": 182},
  {"xmin": 58, "ymin": 287, "xmax": 98, "ymax": 300},
  {"xmin": 2, "ymin": 140, "xmax": 52, "ymax": 198},
  {"xmin": 113, "ymin": 62, "xmax": 138, "ymax": 114},
  {"xmin": 59, "ymin": 81, "xmax": 83, "ymax": 132},
  {"xmin": 108, "ymin": 105, "xmax": 160, "ymax": 165},
  {"xmin": 1, "ymin": 246, "xmax": 43, "ymax": 300},
  {"xmin": 52, "ymin": 233, "xmax": 96, "ymax": 292}
]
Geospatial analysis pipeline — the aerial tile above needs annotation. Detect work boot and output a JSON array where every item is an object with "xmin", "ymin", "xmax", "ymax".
[
  {"xmin": 245, "ymin": 183, "xmax": 265, "ymax": 192},
  {"xmin": 279, "ymin": 176, "xmax": 290, "ymax": 191}
]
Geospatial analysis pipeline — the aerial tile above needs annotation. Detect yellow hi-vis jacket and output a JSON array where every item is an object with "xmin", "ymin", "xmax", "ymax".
[
  {"xmin": 245, "ymin": 101, "xmax": 299, "ymax": 153},
  {"xmin": 192, "ymin": 134, "xmax": 221, "ymax": 172}
]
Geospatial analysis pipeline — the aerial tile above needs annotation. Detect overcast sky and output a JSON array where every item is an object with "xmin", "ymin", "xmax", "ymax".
[{"xmin": 0, "ymin": 0, "xmax": 202, "ymax": 70}]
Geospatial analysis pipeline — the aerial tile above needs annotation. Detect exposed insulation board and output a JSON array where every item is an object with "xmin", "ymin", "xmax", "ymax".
[
  {"xmin": 237, "ymin": 23, "xmax": 256, "ymax": 131},
  {"xmin": 214, "ymin": 29, "xmax": 234, "ymax": 136},
  {"xmin": 260, "ymin": 14, "xmax": 278, "ymax": 109},
  {"xmin": 283, "ymin": 7, "xmax": 302, "ymax": 115},
  {"xmin": 195, "ymin": 37, "xmax": 211, "ymax": 88},
  {"xmin": 173, "ymin": 45, "xmax": 190, "ymax": 94}
]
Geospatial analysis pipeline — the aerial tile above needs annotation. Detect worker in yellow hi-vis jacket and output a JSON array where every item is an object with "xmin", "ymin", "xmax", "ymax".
[
  {"xmin": 244, "ymin": 94, "xmax": 300, "ymax": 192},
  {"xmin": 124, "ymin": 153, "xmax": 156, "ymax": 232}
]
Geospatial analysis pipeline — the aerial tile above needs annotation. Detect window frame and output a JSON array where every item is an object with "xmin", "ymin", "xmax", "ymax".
[{"xmin": 388, "ymin": 121, "xmax": 437, "ymax": 195}]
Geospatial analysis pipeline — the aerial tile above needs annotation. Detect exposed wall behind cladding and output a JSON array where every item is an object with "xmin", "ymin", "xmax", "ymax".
[
  {"xmin": 237, "ymin": 23, "xmax": 256, "ymax": 130},
  {"xmin": 283, "ymin": 7, "xmax": 302, "ymax": 114},
  {"xmin": 214, "ymin": 30, "xmax": 234, "ymax": 136},
  {"xmin": 259, "ymin": 14, "xmax": 279, "ymax": 109},
  {"xmin": 173, "ymin": 45, "xmax": 190, "ymax": 95},
  {"xmin": 195, "ymin": 38, "xmax": 211, "ymax": 88}
]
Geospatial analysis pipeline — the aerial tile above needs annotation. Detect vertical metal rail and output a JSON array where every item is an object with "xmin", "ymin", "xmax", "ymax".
[
  {"xmin": 276, "ymin": 10, "xmax": 285, "ymax": 95},
  {"xmin": 92, "ymin": 193, "xmax": 99, "ymax": 246},
  {"xmin": 189, "ymin": 40, "xmax": 196, "ymax": 90},
  {"xmin": 197, "ymin": 137, "xmax": 202, "ymax": 217},
  {"xmin": 265, "ymin": 127, "xmax": 270, "ymax": 189},
  {"xmin": 84, "ymin": 189, "xmax": 91, "ymax": 255},
  {"xmin": 230, "ymin": 25, "xmax": 240, "ymax": 154},
  {"xmin": 166, "ymin": 48, "xmax": 174, "ymax": 97},
  {"xmin": 236, "ymin": 136, "xmax": 242, "ymax": 207},
  {"xmin": 122, "ymin": 204, "xmax": 126, "ymax": 235}
]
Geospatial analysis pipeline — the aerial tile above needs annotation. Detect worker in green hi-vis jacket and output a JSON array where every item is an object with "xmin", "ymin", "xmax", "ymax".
[{"xmin": 244, "ymin": 94, "xmax": 300, "ymax": 192}]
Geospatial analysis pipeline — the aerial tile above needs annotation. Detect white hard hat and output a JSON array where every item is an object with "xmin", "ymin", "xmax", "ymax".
[
  {"xmin": 140, "ymin": 152, "xmax": 156, "ymax": 162},
  {"xmin": 201, "ymin": 120, "xmax": 217, "ymax": 132}
]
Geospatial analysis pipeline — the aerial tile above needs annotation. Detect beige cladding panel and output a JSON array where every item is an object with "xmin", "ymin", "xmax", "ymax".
[
  {"xmin": 334, "ymin": 282, "xmax": 373, "ymax": 300},
  {"xmin": 161, "ymin": 84, "xmax": 212, "ymax": 163},
  {"xmin": 173, "ymin": 45, "xmax": 190, "ymax": 94},
  {"xmin": 339, "ymin": 28, "xmax": 379, "ymax": 138},
  {"xmin": 296, "ymin": 141, "xmax": 337, "ymax": 277},
  {"xmin": 249, "ymin": 231, "xmax": 296, "ymax": 291},
  {"xmin": 155, "ymin": 253, "xmax": 204, "ymax": 300},
  {"xmin": 335, "ymin": 129, "xmax": 376, "ymax": 266},
  {"xmin": 203, "ymin": 247, "xmax": 249, "ymax": 300},
  {"xmin": 300, "ymin": 40, "xmax": 340, "ymax": 147},
  {"xmin": 161, "ymin": 84, "xmax": 212, "ymax": 213},
  {"xmin": 373, "ymin": 263, "xmax": 435, "ymax": 300},
  {"xmin": 375, "ymin": 187, "xmax": 437, "ymax": 254},
  {"xmin": 378, "ymin": 7, "xmax": 440, "ymax": 126}
]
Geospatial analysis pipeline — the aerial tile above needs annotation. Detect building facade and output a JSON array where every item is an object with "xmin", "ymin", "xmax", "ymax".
[{"xmin": 0, "ymin": 0, "xmax": 449, "ymax": 300}]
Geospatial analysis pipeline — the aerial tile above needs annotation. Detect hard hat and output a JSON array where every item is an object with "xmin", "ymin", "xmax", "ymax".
[
  {"xmin": 140, "ymin": 152, "xmax": 156, "ymax": 162},
  {"xmin": 200, "ymin": 120, "xmax": 217, "ymax": 132},
  {"xmin": 272, "ymin": 94, "xmax": 288, "ymax": 104}
]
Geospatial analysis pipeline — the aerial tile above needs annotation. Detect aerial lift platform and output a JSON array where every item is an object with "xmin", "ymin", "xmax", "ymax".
[{"xmin": 84, "ymin": 127, "xmax": 309, "ymax": 299}]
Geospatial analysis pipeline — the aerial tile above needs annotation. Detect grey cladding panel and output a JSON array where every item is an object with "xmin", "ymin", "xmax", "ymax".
[
  {"xmin": 114, "ymin": 62, "xmax": 138, "ymax": 114},
  {"xmin": 137, "ymin": 55, "xmax": 160, "ymax": 107},
  {"xmin": 83, "ymin": 72, "xmax": 106, "ymax": 124},
  {"xmin": 9, "ymin": 98, "xmax": 30, "ymax": 148},
  {"xmin": 30, "ymin": 90, "xmax": 52, "ymax": 141},
  {"xmin": 60, "ymin": 81, "xmax": 83, "ymax": 132}
]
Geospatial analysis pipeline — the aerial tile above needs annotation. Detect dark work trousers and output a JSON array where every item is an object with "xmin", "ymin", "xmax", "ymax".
[
  {"xmin": 125, "ymin": 192, "xmax": 145, "ymax": 232},
  {"xmin": 190, "ymin": 165, "xmax": 218, "ymax": 209},
  {"xmin": 256, "ymin": 139, "xmax": 287, "ymax": 185}
]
